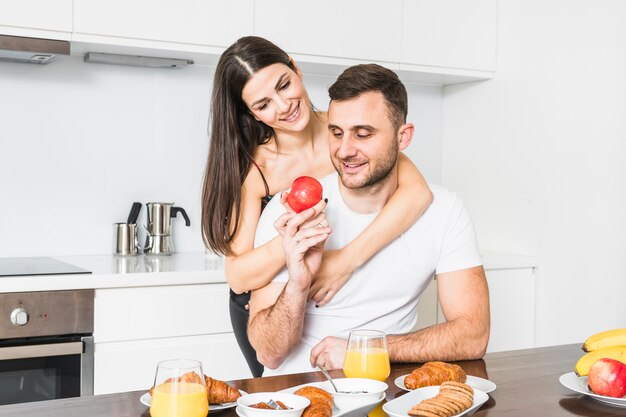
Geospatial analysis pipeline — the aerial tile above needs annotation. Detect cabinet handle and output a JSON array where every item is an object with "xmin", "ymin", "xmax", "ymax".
[{"xmin": 0, "ymin": 342, "xmax": 83, "ymax": 360}]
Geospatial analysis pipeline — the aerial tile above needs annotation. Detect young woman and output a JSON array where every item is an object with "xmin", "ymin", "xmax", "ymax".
[{"xmin": 201, "ymin": 36, "xmax": 433, "ymax": 377}]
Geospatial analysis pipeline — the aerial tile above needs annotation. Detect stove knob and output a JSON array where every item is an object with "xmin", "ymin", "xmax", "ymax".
[{"xmin": 10, "ymin": 308, "xmax": 29, "ymax": 326}]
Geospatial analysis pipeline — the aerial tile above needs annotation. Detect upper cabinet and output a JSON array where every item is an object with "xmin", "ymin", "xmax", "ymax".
[
  {"xmin": 0, "ymin": 0, "xmax": 72, "ymax": 39},
  {"xmin": 401, "ymin": 0, "xmax": 497, "ymax": 72},
  {"xmin": 72, "ymin": 0, "xmax": 253, "ymax": 58},
  {"xmin": 255, "ymin": 0, "xmax": 496, "ymax": 84},
  {"xmin": 1, "ymin": 0, "xmax": 496, "ymax": 85},
  {"xmin": 255, "ymin": 0, "xmax": 402, "ymax": 64}
]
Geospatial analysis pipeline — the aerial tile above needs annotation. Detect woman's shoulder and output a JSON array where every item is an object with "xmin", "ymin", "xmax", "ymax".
[
  {"xmin": 252, "ymin": 139, "xmax": 279, "ymax": 167},
  {"xmin": 252, "ymin": 141, "xmax": 271, "ymax": 160},
  {"xmin": 242, "ymin": 161, "xmax": 271, "ymax": 200}
]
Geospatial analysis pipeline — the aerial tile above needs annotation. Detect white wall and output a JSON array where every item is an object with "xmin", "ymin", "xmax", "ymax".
[
  {"xmin": 442, "ymin": 0, "xmax": 626, "ymax": 347},
  {"xmin": 0, "ymin": 56, "xmax": 442, "ymax": 257},
  {"xmin": 0, "ymin": 56, "xmax": 212, "ymax": 256}
]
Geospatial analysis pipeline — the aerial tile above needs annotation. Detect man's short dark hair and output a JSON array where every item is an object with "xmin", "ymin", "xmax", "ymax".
[{"xmin": 328, "ymin": 64, "xmax": 408, "ymax": 132}]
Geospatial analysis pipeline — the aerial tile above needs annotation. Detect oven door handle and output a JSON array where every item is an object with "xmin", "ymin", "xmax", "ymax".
[{"xmin": 0, "ymin": 341, "xmax": 83, "ymax": 360}]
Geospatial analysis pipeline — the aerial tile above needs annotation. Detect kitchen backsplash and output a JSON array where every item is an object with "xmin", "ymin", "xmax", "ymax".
[{"xmin": 0, "ymin": 55, "xmax": 442, "ymax": 256}]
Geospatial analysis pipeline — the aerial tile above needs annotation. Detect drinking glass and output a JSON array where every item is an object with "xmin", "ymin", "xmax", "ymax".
[
  {"xmin": 150, "ymin": 359, "xmax": 209, "ymax": 417},
  {"xmin": 343, "ymin": 329, "xmax": 390, "ymax": 382}
]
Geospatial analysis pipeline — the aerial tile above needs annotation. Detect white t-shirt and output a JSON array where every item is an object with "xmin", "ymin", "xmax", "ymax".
[{"xmin": 254, "ymin": 172, "xmax": 482, "ymax": 376}]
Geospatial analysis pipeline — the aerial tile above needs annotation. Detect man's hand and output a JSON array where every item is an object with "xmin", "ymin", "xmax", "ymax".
[
  {"xmin": 248, "ymin": 197, "xmax": 332, "ymax": 370},
  {"xmin": 309, "ymin": 336, "xmax": 348, "ymax": 370},
  {"xmin": 274, "ymin": 196, "xmax": 331, "ymax": 292},
  {"xmin": 278, "ymin": 191, "xmax": 329, "ymax": 230}
]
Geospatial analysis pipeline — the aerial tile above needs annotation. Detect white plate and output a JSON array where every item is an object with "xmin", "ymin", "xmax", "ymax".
[
  {"xmin": 280, "ymin": 382, "xmax": 385, "ymax": 417},
  {"xmin": 559, "ymin": 372, "xmax": 626, "ymax": 408},
  {"xmin": 394, "ymin": 374, "xmax": 497, "ymax": 394},
  {"xmin": 140, "ymin": 389, "xmax": 247, "ymax": 411},
  {"xmin": 383, "ymin": 385, "xmax": 489, "ymax": 417}
]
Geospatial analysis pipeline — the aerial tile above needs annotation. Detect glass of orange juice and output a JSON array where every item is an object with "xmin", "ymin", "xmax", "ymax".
[
  {"xmin": 343, "ymin": 329, "xmax": 390, "ymax": 382},
  {"xmin": 150, "ymin": 359, "xmax": 209, "ymax": 417}
]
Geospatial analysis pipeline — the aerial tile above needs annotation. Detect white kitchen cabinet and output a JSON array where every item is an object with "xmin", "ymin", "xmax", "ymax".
[
  {"xmin": 433, "ymin": 265, "xmax": 536, "ymax": 353},
  {"xmin": 0, "ymin": 0, "xmax": 72, "ymax": 40},
  {"xmin": 255, "ymin": 0, "xmax": 495, "ymax": 84},
  {"xmin": 94, "ymin": 284, "xmax": 232, "ymax": 343},
  {"xmin": 401, "ymin": 0, "xmax": 497, "ymax": 72},
  {"xmin": 93, "ymin": 283, "xmax": 250, "ymax": 395},
  {"xmin": 254, "ymin": 0, "xmax": 402, "ymax": 64},
  {"xmin": 2, "ymin": 0, "xmax": 496, "ymax": 84},
  {"xmin": 415, "ymin": 278, "xmax": 437, "ymax": 330},
  {"xmin": 94, "ymin": 333, "xmax": 248, "ymax": 395},
  {"xmin": 419, "ymin": 252, "xmax": 537, "ymax": 353},
  {"xmin": 73, "ymin": 0, "xmax": 253, "ymax": 54},
  {"xmin": 482, "ymin": 268, "xmax": 535, "ymax": 352}
]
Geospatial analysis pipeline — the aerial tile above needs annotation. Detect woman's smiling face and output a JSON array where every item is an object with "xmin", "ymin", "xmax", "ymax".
[{"xmin": 241, "ymin": 63, "xmax": 311, "ymax": 133}]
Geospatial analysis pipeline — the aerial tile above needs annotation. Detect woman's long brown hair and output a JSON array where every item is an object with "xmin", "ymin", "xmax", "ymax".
[{"xmin": 201, "ymin": 36, "xmax": 296, "ymax": 256}]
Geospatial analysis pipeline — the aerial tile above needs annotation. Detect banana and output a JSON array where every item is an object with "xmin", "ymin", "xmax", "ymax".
[
  {"xmin": 575, "ymin": 346, "xmax": 626, "ymax": 376},
  {"xmin": 582, "ymin": 328, "xmax": 626, "ymax": 352}
]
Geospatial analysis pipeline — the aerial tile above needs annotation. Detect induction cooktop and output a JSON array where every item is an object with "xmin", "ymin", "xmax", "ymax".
[{"xmin": 0, "ymin": 257, "xmax": 92, "ymax": 277}]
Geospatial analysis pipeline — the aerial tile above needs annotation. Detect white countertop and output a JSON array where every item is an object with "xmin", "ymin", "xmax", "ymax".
[
  {"xmin": 481, "ymin": 250, "xmax": 538, "ymax": 270},
  {"xmin": 0, "ymin": 253, "xmax": 225, "ymax": 293},
  {"xmin": 0, "ymin": 250, "xmax": 537, "ymax": 293}
]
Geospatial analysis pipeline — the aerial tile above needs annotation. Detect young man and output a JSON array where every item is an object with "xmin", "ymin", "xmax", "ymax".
[{"xmin": 248, "ymin": 64, "xmax": 490, "ymax": 375}]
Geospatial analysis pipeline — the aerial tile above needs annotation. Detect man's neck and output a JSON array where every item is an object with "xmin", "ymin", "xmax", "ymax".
[{"xmin": 337, "ymin": 165, "xmax": 399, "ymax": 214}]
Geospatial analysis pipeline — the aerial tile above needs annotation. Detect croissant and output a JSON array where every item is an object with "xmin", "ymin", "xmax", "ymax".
[
  {"xmin": 149, "ymin": 371, "xmax": 203, "ymax": 396},
  {"xmin": 149, "ymin": 372, "xmax": 241, "ymax": 404},
  {"xmin": 204, "ymin": 375, "xmax": 241, "ymax": 404},
  {"xmin": 177, "ymin": 371, "xmax": 204, "ymax": 384},
  {"xmin": 404, "ymin": 361, "xmax": 466, "ymax": 390},
  {"xmin": 294, "ymin": 386, "xmax": 333, "ymax": 417}
]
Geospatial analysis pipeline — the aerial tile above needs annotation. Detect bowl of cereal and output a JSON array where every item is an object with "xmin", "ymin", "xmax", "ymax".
[{"xmin": 319, "ymin": 378, "xmax": 387, "ymax": 410}]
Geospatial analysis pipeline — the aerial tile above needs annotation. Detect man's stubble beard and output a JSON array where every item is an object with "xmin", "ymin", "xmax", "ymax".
[{"xmin": 332, "ymin": 140, "xmax": 399, "ymax": 190}]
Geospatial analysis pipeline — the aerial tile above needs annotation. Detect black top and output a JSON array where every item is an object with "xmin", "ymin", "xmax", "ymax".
[{"xmin": 251, "ymin": 160, "xmax": 274, "ymax": 209}]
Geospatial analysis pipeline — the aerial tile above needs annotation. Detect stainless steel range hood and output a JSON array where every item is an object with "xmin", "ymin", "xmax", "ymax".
[{"xmin": 0, "ymin": 34, "xmax": 70, "ymax": 64}]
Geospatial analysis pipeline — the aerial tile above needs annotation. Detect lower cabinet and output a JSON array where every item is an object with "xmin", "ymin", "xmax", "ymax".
[
  {"xmin": 481, "ymin": 268, "xmax": 536, "ymax": 352},
  {"xmin": 94, "ymin": 333, "xmax": 249, "ymax": 395},
  {"xmin": 417, "ymin": 266, "xmax": 536, "ymax": 353},
  {"xmin": 415, "ymin": 278, "xmax": 438, "ymax": 331},
  {"xmin": 93, "ymin": 283, "xmax": 251, "ymax": 395}
]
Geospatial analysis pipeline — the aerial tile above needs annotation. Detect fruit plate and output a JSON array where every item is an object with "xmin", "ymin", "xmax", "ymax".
[
  {"xmin": 394, "ymin": 374, "xmax": 497, "ymax": 394},
  {"xmin": 559, "ymin": 372, "xmax": 626, "ymax": 407},
  {"xmin": 383, "ymin": 386, "xmax": 488, "ymax": 417},
  {"xmin": 279, "ymin": 381, "xmax": 385, "ymax": 417},
  {"xmin": 140, "ymin": 389, "xmax": 247, "ymax": 411}
]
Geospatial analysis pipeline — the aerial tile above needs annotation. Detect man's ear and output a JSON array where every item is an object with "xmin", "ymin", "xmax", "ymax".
[
  {"xmin": 397, "ymin": 123, "xmax": 414, "ymax": 151},
  {"xmin": 289, "ymin": 56, "xmax": 303, "ymax": 80}
]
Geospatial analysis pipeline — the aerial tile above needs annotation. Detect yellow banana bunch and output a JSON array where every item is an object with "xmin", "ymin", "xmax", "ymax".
[
  {"xmin": 575, "ymin": 346, "xmax": 626, "ymax": 376},
  {"xmin": 582, "ymin": 328, "xmax": 626, "ymax": 352}
]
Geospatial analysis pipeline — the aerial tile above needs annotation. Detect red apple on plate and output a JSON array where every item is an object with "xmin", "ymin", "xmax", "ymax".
[{"xmin": 588, "ymin": 358, "xmax": 626, "ymax": 398}]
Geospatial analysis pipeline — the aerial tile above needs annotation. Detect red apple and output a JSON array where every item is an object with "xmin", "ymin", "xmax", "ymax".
[
  {"xmin": 588, "ymin": 358, "xmax": 626, "ymax": 398},
  {"xmin": 287, "ymin": 176, "xmax": 323, "ymax": 213}
]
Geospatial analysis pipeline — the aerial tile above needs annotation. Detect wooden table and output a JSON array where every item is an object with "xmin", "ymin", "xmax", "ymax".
[{"xmin": 0, "ymin": 344, "xmax": 623, "ymax": 417}]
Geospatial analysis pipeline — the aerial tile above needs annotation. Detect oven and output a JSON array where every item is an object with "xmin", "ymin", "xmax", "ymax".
[{"xmin": 0, "ymin": 289, "xmax": 94, "ymax": 406}]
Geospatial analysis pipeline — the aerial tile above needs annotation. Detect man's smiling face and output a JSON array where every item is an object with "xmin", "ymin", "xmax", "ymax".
[{"xmin": 328, "ymin": 91, "xmax": 399, "ymax": 189}]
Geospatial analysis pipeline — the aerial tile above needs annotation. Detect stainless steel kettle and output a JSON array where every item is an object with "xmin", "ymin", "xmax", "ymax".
[{"xmin": 143, "ymin": 202, "xmax": 190, "ymax": 255}]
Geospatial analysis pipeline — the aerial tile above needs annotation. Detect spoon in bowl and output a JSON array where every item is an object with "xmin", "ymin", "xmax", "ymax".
[
  {"xmin": 317, "ymin": 366, "xmax": 341, "ymax": 392},
  {"xmin": 317, "ymin": 366, "xmax": 368, "ymax": 394},
  {"xmin": 267, "ymin": 399, "xmax": 284, "ymax": 410}
]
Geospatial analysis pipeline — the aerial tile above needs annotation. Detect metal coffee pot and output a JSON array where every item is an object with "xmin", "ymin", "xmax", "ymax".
[{"xmin": 143, "ymin": 202, "xmax": 190, "ymax": 255}]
